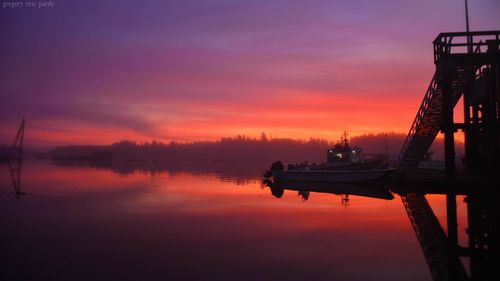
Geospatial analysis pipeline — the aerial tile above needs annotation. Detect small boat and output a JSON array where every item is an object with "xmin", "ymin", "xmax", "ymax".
[{"xmin": 264, "ymin": 132, "xmax": 394, "ymax": 183}]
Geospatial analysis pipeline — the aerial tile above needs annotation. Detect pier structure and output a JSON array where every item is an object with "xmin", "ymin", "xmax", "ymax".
[
  {"xmin": 398, "ymin": 31, "xmax": 500, "ymax": 179},
  {"xmin": 396, "ymin": 30, "xmax": 499, "ymax": 281}
]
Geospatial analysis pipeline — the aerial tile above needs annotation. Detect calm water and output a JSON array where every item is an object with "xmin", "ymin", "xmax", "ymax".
[{"xmin": 0, "ymin": 160, "xmax": 469, "ymax": 281}]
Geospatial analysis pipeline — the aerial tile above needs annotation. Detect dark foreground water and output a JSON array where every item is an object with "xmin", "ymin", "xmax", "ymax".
[{"xmin": 0, "ymin": 161, "xmax": 469, "ymax": 281}]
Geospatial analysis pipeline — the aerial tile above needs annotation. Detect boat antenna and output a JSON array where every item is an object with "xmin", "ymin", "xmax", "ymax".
[
  {"xmin": 340, "ymin": 131, "xmax": 349, "ymax": 147},
  {"xmin": 384, "ymin": 132, "xmax": 389, "ymax": 156}
]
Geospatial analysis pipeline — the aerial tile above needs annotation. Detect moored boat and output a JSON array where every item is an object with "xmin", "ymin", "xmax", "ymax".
[{"xmin": 264, "ymin": 132, "xmax": 394, "ymax": 183}]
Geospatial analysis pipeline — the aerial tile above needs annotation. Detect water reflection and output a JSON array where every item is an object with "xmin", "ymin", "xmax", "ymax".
[
  {"xmin": 0, "ymin": 159, "xmax": 25, "ymax": 200},
  {"xmin": 52, "ymin": 160, "xmax": 264, "ymax": 186},
  {"xmin": 0, "ymin": 160, "xmax": 497, "ymax": 281},
  {"xmin": 264, "ymin": 175, "xmax": 498, "ymax": 281},
  {"xmin": 398, "ymin": 190, "xmax": 497, "ymax": 281},
  {"xmin": 263, "ymin": 172, "xmax": 498, "ymax": 280},
  {"xmin": 262, "ymin": 178, "xmax": 394, "ymax": 202}
]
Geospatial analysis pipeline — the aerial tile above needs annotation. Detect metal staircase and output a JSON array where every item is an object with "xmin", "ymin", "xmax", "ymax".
[
  {"xmin": 398, "ymin": 68, "xmax": 470, "ymax": 170},
  {"xmin": 398, "ymin": 31, "xmax": 500, "ymax": 170}
]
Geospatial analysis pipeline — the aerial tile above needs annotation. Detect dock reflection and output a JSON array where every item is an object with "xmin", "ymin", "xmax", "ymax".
[
  {"xmin": 5, "ymin": 160, "xmax": 498, "ymax": 280},
  {"xmin": 263, "ymin": 173, "xmax": 497, "ymax": 280},
  {"xmin": 400, "ymin": 190, "xmax": 497, "ymax": 281}
]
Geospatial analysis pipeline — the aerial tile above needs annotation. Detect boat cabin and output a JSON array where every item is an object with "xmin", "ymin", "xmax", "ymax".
[{"xmin": 326, "ymin": 133, "xmax": 364, "ymax": 167}]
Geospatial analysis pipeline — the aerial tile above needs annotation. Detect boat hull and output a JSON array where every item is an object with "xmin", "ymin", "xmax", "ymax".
[{"xmin": 272, "ymin": 168, "xmax": 394, "ymax": 183}]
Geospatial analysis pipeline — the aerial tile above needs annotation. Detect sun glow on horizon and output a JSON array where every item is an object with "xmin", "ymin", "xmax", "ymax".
[{"xmin": 1, "ymin": 1, "xmax": 498, "ymax": 147}]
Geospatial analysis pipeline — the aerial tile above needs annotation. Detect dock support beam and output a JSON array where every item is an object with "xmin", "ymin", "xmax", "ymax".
[{"xmin": 440, "ymin": 63, "xmax": 460, "ymax": 280}]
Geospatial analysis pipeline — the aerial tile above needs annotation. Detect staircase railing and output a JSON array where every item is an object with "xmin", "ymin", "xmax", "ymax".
[
  {"xmin": 398, "ymin": 73, "xmax": 439, "ymax": 165},
  {"xmin": 398, "ymin": 31, "xmax": 500, "ymax": 169},
  {"xmin": 433, "ymin": 30, "xmax": 500, "ymax": 63}
]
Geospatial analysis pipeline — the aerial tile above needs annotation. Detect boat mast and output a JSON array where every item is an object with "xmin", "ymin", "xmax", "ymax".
[
  {"xmin": 384, "ymin": 133, "xmax": 389, "ymax": 156},
  {"xmin": 342, "ymin": 131, "xmax": 349, "ymax": 147}
]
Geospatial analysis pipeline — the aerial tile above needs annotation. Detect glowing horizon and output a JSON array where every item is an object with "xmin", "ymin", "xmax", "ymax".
[{"xmin": 1, "ymin": 0, "xmax": 499, "ymax": 146}]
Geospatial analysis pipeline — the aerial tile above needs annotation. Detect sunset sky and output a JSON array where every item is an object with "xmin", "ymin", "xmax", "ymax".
[{"xmin": 1, "ymin": 0, "xmax": 499, "ymax": 146}]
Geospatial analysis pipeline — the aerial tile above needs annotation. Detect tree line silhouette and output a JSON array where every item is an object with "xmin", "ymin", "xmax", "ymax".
[{"xmin": 49, "ymin": 132, "xmax": 461, "ymax": 163}]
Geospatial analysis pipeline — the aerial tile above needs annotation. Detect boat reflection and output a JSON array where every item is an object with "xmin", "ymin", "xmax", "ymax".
[
  {"xmin": 264, "ymin": 172, "xmax": 498, "ymax": 280},
  {"xmin": 1, "ymin": 160, "xmax": 497, "ymax": 280},
  {"xmin": 262, "ymin": 178, "xmax": 394, "ymax": 204}
]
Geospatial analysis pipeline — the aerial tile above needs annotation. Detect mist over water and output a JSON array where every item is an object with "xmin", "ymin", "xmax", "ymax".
[{"xmin": 1, "ymin": 160, "xmax": 471, "ymax": 281}]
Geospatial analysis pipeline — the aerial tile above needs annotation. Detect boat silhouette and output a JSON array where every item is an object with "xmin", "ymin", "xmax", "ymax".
[{"xmin": 264, "ymin": 132, "xmax": 394, "ymax": 183}]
